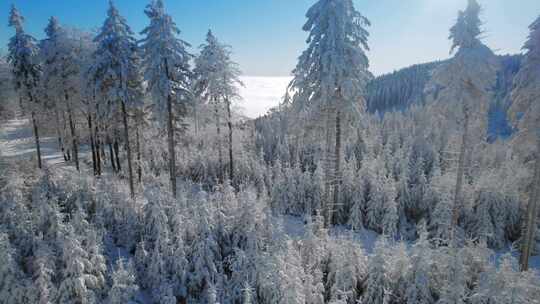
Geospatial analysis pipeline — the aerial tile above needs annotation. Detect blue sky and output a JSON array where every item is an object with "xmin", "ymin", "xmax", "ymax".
[{"xmin": 1, "ymin": 0, "xmax": 539, "ymax": 76}]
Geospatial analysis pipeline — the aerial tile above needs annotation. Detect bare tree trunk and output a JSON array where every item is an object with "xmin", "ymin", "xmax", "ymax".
[
  {"xmin": 323, "ymin": 107, "xmax": 333, "ymax": 228},
  {"xmin": 215, "ymin": 101, "xmax": 223, "ymax": 183},
  {"xmin": 31, "ymin": 111, "xmax": 42, "ymax": 169},
  {"xmin": 95, "ymin": 127, "xmax": 102, "ymax": 176},
  {"xmin": 114, "ymin": 135, "xmax": 121, "ymax": 172},
  {"xmin": 54, "ymin": 107, "xmax": 66, "ymax": 160},
  {"xmin": 331, "ymin": 110, "xmax": 342, "ymax": 226},
  {"xmin": 194, "ymin": 101, "xmax": 199, "ymax": 136},
  {"xmin": 107, "ymin": 136, "xmax": 117, "ymax": 172},
  {"xmin": 121, "ymin": 101, "xmax": 135, "ymax": 199},
  {"xmin": 226, "ymin": 98, "xmax": 234, "ymax": 182},
  {"xmin": 520, "ymin": 137, "xmax": 540, "ymax": 271},
  {"xmin": 136, "ymin": 125, "xmax": 142, "ymax": 184},
  {"xmin": 88, "ymin": 114, "xmax": 97, "ymax": 175},
  {"xmin": 66, "ymin": 93, "xmax": 79, "ymax": 172},
  {"xmin": 61, "ymin": 110, "xmax": 71, "ymax": 161},
  {"xmin": 167, "ymin": 94, "xmax": 177, "ymax": 198},
  {"xmin": 452, "ymin": 109, "xmax": 469, "ymax": 243}
]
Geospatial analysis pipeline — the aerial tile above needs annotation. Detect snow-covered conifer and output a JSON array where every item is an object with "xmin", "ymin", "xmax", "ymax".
[
  {"xmin": 7, "ymin": 5, "xmax": 43, "ymax": 168},
  {"xmin": 289, "ymin": 0, "xmax": 371, "ymax": 226},
  {"xmin": 108, "ymin": 259, "xmax": 139, "ymax": 304},
  {"xmin": 140, "ymin": 0, "xmax": 193, "ymax": 197},
  {"xmin": 91, "ymin": 1, "xmax": 143, "ymax": 197},
  {"xmin": 0, "ymin": 232, "xmax": 27, "ymax": 304},
  {"xmin": 193, "ymin": 30, "xmax": 243, "ymax": 182},
  {"xmin": 449, "ymin": 0, "xmax": 482, "ymax": 53}
]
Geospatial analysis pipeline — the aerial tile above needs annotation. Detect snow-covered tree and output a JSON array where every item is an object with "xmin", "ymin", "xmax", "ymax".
[
  {"xmin": 362, "ymin": 239, "xmax": 389, "ymax": 304},
  {"xmin": 7, "ymin": 5, "xmax": 43, "ymax": 168},
  {"xmin": 425, "ymin": 0, "xmax": 497, "ymax": 243},
  {"xmin": 56, "ymin": 226, "xmax": 105, "ymax": 304},
  {"xmin": 193, "ymin": 30, "xmax": 243, "ymax": 182},
  {"xmin": 91, "ymin": 1, "xmax": 144, "ymax": 198},
  {"xmin": 509, "ymin": 15, "xmax": 540, "ymax": 271},
  {"xmin": 0, "ymin": 232, "xmax": 27, "ymax": 304},
  {"xmin": 140, "ymin": 0, "xmax": 193, "ymax": 198},
  {"xmin": 449, "ymin": 0, "xmax": 482, "ymax": 53},
  {"xmin": 405, "ymin": 229, "xmax": 434, "ymax": 304},
  {"xmin": 289, "ymin": 0, "xmax": 372, "ymax": 226},
  {"xmin": 30, "ymin": 234, "xmax": 56, "ymax": 304},
  {"xmin": 108, "ymin": 259, "xmax": 139, "ymax": 304}
]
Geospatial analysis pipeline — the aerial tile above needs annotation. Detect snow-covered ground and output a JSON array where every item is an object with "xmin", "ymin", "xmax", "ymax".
[
  {"xmin": 238, "ymin": 76, "xmax": 292, "ymax": 118},
  {"xmin": 0, "ymin": 118, "xmax": 66, "ymax": 166},
  {"xmin": 1, "ymin": 117, "xmax": 539, "ymax": 273}
]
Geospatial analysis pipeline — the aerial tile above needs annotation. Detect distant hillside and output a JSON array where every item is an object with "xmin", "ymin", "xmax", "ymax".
[
  {"xmin": 366, "ymin": 61, "xmax": 443, "ymax": 113},
  {"xmin": 366, "ymin": 54, "xmax": 523, "ymax": 140}
]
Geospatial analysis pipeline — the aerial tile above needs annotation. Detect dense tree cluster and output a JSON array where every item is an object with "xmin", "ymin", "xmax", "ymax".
[{"xmin": 1, "ymin": 0, "xmax": 539, "ymax": 303}]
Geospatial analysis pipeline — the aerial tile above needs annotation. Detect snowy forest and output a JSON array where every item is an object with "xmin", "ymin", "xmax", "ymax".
[{"xmin": 0, "ymin": 0, "xmax": 539, "ymax": 303}]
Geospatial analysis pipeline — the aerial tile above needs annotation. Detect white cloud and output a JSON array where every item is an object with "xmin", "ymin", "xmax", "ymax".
[{"xmin": 238, "ymin": 76, "xmax": 292, "ymax": 118}]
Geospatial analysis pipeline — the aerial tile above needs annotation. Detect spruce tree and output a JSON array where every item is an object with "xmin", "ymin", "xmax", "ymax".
[
  {"xmin": 193, "ymin": 30, "xmax": 243, "ymax": 183},
  {"xmin": 91, "ymin": 1, "xmax": 143, "ymax": 197},
  {"xmin": 289, "ymin": 0, "xmax": 371, "ymax": 226},
  {"xmin": 140, "ymin": 0, "xmax": 192, "ymax": 198},
  {"xmin": 7, "ymin": 5, "xmax": 42, "ymax": 169}
]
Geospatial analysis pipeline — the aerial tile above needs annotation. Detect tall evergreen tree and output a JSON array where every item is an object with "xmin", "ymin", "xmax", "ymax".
[
  {"xmin": 510, "ymin": 14, "xmax": 540, "ymax": 271},
  {"xmin": 7, "ymin": 5, "xmax": 42, "ymax": 169},
  {"xmin": 193, "ymin": 30, "xmax": 243, "ymax": 183},
  {"xmin": 91, "ymin": 1, "xmax": 143, "ymax": 197},
  {"xmin": 289, "ymin": 0, "xmax": 371, "ymax": 226},
  {"xmin": 140, "ymin": 0, "xmax": 192, "ymax": 198}
]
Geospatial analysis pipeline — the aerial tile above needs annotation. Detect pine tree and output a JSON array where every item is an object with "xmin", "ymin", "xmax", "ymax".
[
  {"xmin": 193, "ymin": 30, "xmax": 243, "ymax": 183},
  {"xmin": 289, "ymin": 0, "xmax": 371, "ymax": 226},
  {"xmin": 7, "ymin": 5, "xmax": 43, "ymax": 169},
  {"xmin": 140, "ymin": 0, "xmax": 193, "ymax": 198},
  {"xmin": 91, "ymin": 1, "xmax": 143, "ymax": 198}
]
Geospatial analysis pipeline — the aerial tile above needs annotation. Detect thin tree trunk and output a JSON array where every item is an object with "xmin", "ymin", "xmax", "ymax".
[
  {"xmin": 54, "ymin": 107, "xmax": 66, "ymax": 160},
  {"xmin": 167, "ymin": 94, "xmax": 177, "ymax": 198},
  {"xmin": 226, "ymin": 98, "xmax": 234, "ymax": 182},
  {"xmin": 332, "ymin": 110, "xmax": 342, "ymax": 226},
  {"xmin": 194, "ymin": 102, "xmax": 199, "ymax": 136},
  {"xmin": 66, "ymin": 92, "xmax": 79, "ymax": 171},
  {"xmin": 323, "ymin": 107, "xmax": 333, "ymax": 227},
  {"xmin": 61, "ymin": 110, "xmax": 71, "ymax": 161},
  {"xmin": 215, "ymin": 101, "xmax": 223, "ymax": 183},
  {"xmin": 136, "ymin": 126, "xmax": 142, "ymax": 184},
  {"xmin": 95, "ymin": 127, "xmax": 102, "ymax": 176},
  {"xmin": 452, "ymin": 109, "xmax": 469, "ymax": 243},
  {"xmin": 88, "ymin": 114, "xmax": 97, "ymax": 175},
  {"xmin": 121, "ymin": 101, "xmax": 135, "ymax": 199},
  {"xmin": 114, "ymin": 136, "xmax": 121, "ymax": 172},
  {"xmin": 107, "ymin": 136, "xmax": 117, "ymax": 172},
  {"xmin": 31, "ymin": 111, "xmax": 42, "ymax": 169},
  {"xmin": 520, "ymin": 137, "xmax": 540, "ymax": 271}
]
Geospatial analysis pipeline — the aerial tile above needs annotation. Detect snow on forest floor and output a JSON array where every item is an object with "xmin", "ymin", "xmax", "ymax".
[
  {"xmin": 1, "ymin": 117, "xmax": 539, "ymax": 273},
  {"xmin": 0, "ymin": 117, "xmax": 68, "ymax": 167}
]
